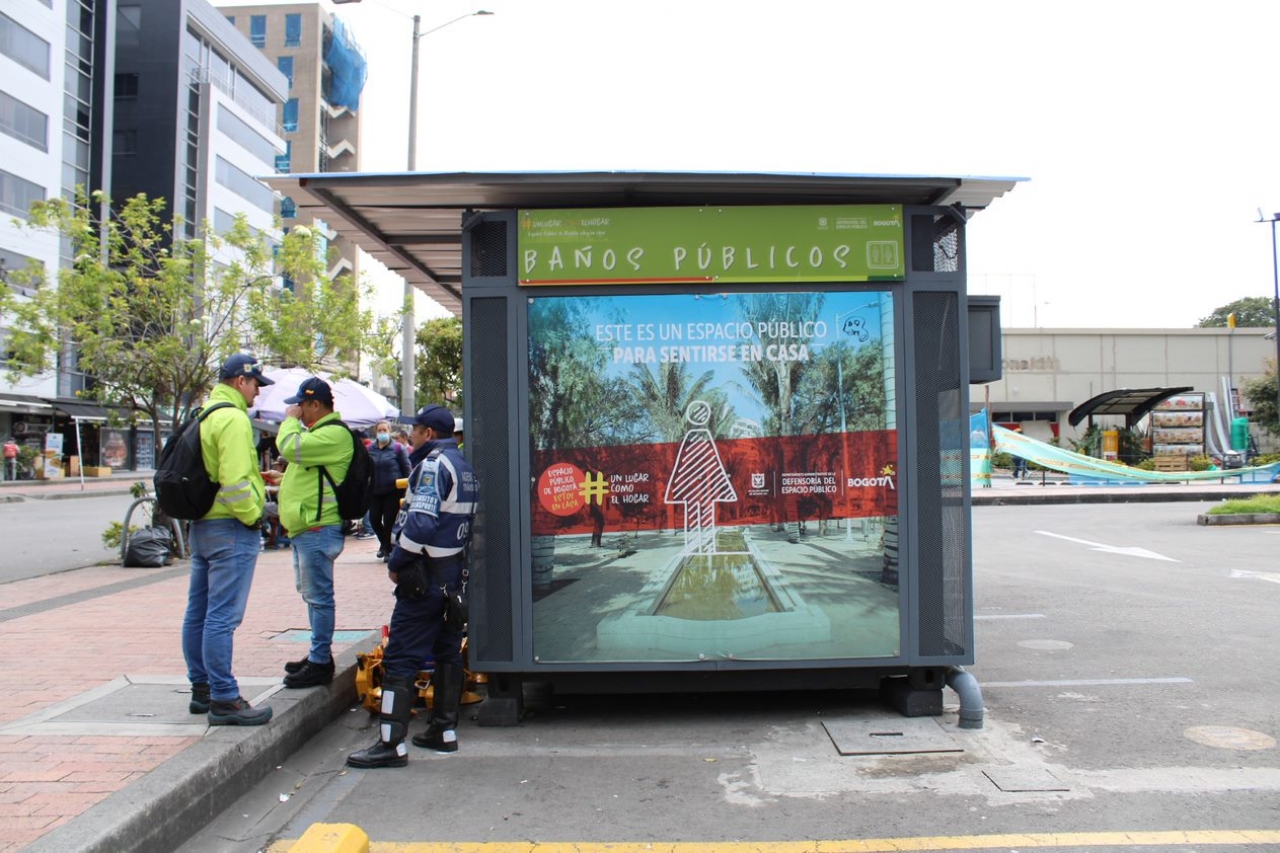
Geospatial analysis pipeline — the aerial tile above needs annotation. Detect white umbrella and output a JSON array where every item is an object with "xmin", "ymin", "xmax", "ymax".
[{"xmin": 252, "ymin": 368, "xmax": 399, "ymax": 428}]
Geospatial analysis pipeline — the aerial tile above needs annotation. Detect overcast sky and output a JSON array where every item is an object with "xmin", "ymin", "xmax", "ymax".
[{"xmin": 227, "ymin": 0, "xmax": 1280, "ymax": 328}]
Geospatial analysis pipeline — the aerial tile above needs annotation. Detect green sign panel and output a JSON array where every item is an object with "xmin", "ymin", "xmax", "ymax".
[{"xmin": 517, "ymin": 205, "xmax": 904, "ymax": 285}]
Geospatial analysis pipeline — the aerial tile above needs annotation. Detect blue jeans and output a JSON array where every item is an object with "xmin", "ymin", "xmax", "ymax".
[
  {"xmin": 291, "ymin": 525, "xmax": 344, "ymax": 663},
  {"xmin": 183, "ymin": 519, "xmax": 262, "ymax": 701}
]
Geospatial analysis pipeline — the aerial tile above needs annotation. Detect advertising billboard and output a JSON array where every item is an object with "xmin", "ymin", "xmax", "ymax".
[{"xmin": 527, "ymin": 290, "xmax": 900, "ymax": 664}]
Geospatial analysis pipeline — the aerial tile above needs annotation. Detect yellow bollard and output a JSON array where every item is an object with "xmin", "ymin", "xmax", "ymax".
[{"xmin": 289, "ymin": 822, "xmax": 369, "ymax": 853}]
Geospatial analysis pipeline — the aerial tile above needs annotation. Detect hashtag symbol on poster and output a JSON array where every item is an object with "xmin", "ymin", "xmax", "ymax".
[{"xmin": 578, "ymin": 471, "xmax": 611, "ymax": 505}]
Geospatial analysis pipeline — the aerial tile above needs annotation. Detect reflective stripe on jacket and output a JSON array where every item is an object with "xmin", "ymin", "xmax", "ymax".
[
  {"xmin": 276, "ymin": 411, "xmax": 351, "ymax": 537},
  {"xmin": 393, "ymin": 438, "xmax": 478, "ymax": 559},
  {"xmin": 198, "ymin": 383, "xmax": 265, "ymax": 525}
]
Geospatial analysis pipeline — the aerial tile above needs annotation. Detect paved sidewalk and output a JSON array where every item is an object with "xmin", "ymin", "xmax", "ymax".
[{"xmin": 0, "ymin": 535, "xmax": 394, "ymax": 852}]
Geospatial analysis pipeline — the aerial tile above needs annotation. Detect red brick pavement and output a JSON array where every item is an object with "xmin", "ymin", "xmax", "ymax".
[{"xmin": 0, "ymin": 534, "xmax": 393, "ymax": 851}]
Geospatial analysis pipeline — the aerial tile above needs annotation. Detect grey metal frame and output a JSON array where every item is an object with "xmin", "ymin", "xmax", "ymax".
[{"xmin": 462, "ymin": 204, "xmax": 976, "ymax": 678}]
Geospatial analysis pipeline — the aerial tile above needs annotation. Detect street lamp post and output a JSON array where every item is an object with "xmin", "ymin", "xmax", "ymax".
[
  {"xmin": 834, "ymin": 303, "xmax": 878, "ymax": 542},
  {"xmin": 1260, "ymin": 214, "xmax": 1280, "ymax": 432},
  {"xmin": 400, "ymin": 11, "xmax": 492, "ymax": 418}
]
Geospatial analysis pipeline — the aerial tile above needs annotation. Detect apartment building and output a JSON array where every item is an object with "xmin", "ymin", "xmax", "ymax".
[
  {"xmin": 1, "ymin": 0, "xmax": 111, "ymax": 439},
  {"xmin": 112, "ymin": 0, "xmax": 287, "ymax": 251},
  {"xmin": 221, "ymin": 2, "xmax": 366, "ymax": 285}
]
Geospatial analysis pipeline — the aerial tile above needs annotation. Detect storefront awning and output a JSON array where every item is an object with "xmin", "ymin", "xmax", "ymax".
[
  {"xmin": 0, "ymin": 394, "xmax": 54, "ymax": 414},
  {"xmin": 47, "ymin": 399, "xmax": 115, "ymax": 422},
  {"xmin": 1067, "ymin": 387, "xmax": 1193, "ymax": 428}
]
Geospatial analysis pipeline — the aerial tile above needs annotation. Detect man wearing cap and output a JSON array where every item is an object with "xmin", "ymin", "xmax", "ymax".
[
  {"xmin": 348, "ymin": 404, "xmax": 478, "ymax": 769},
  {"xmin": 274, "ymin": 377, "xmax": 353, "ymax": 689},
  {"xmin": 183, "ymin": 353, "xmax": 274, "ymax": 726}
]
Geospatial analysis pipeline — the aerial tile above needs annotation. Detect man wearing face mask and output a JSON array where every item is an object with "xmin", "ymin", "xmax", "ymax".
[
  {"xmin": 368, "ymin": 419, "xmax": 411, "ymax": 562},
  {"xmin": 273, "ymin": 377, "xmax": 353, "ymax": 689}
]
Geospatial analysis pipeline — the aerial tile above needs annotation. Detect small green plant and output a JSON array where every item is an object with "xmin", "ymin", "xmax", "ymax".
[
  {"xmin": 1252, "ymin": 452, "xmax": 1280, "ymax": 466},
  {"xmin": 1135, "ymin": 458, "xmax": 1157, "ymax": 471},
  {"xmin": 1207, "ymin": 495, "xmax": 1280, "ymax": 515},
  {"xmin": 16, "ymin": 445, "xmax": 38, "ymax": 477},
  {"xmin": 129, "ymin": 481, "xmax": 148, "ymax": 498},
  {"xmin": 101, "ymin": 521, "xmax": 141, "ymax": 551},
  {"xmin": 1188, "ymin": 455, "xmax": 1213, "ymax": 472}
]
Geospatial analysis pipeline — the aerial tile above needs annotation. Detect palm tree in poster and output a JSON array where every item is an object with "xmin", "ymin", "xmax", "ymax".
[
  {"xmin": 628, "ymin": 361, "xmax": 736, "ymax": 444},
  {"xmin": 732, "ymin": 292, "xmax": 825, "ymax": 437}
]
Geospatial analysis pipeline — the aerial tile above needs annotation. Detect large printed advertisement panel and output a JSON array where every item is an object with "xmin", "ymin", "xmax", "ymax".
[{"xmin": 527, "ymin": 291, "xmax": 900, "ymax": 663}]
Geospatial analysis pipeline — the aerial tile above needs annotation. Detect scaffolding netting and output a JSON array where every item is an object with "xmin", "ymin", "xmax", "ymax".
[{"xmin": 325, "ymin": 16, "xmax": 367, "ymax": 111}]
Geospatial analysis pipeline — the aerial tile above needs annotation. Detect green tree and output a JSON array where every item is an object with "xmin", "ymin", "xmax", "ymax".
[
  {"xmin": 1197, "ymin": 296, "xmax": 1277, "ymax": 328},
  {"xmin": 628, "ymin": 361, "xmax": 735, "ymax": 443},
  {"xmin": 413, "ymin": 315, "xmax": 463, "ymax": 411},
  {"xmin": 734, "ymin": 292, "xmax": 824, "ymax": 436},
  {"xmin": 792, "ymin": 340, "xmax": 886, "ymax": 435},
  {"xmin": 1243, "ymin": 359, "xmax": 1279, "ymax": 436},
  {"xmin": 527, "ymin": 298, "xmax": 643, "ymax": 450},
  {"xmin": 1, "ymin": 191, "xmax": 378, "ymax": 445}
]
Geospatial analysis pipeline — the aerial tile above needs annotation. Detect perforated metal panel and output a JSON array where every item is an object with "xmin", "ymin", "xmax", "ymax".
[
  {"xmin": 910, "ymin": 214, "xmax": 962, "ymax": 273},
  {"xmin": 469, "ymin": 219, "xmax": 508, "ymax": 278},
  {"xmin": 469, "ymin": 296, "xmax": 515, "ymax": 664},
  {"xmin": 911, "ymin": 290, "xmax": 970, "ymax": 659}
]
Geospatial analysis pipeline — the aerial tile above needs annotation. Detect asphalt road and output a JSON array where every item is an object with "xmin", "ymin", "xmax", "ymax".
[
  {"xmin": 0, "ymin": 492, "xmax": 137, "ymax": 583},
  {"xmin": 181, "ymin": 501, "xmax": 1280, "ymax": 852}
]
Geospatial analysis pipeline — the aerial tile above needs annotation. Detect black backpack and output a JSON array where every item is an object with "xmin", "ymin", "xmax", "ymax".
[
  {"xmin": 313, "ymin": 420, "xmax": 374, "ymax": 521},
  {"xmin": 153, "ymin": 402, "xmax": 233, "ymax": 520}
]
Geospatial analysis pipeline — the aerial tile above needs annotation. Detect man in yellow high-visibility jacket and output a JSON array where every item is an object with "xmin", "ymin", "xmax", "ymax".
[
  {"xmin": 183, "ymin": 353, "xmax": 274, "ymax": 726},
  {"xmin": 274, "ymin": 376, "xmax": 352, "ymax": 689}
]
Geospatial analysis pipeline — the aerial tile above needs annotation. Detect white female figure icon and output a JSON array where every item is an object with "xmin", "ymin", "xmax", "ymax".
[{"xmin": 664, "ymin": 400, "xmax": 738, "ymax": 554}]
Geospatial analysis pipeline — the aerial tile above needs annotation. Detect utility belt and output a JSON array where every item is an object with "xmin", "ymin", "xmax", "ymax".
[{"xmin": 395, "ymin": 552, "xmax": 469, "ymax": 627}]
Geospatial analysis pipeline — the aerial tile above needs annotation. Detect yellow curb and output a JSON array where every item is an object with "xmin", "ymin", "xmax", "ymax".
[
  {"xmin": 288, "ymin": 823, "xmax": 369, "ymax": 853},
  {"xmin": 268, "ymin": 830, "xmax": 1280, "ymax": 853}
]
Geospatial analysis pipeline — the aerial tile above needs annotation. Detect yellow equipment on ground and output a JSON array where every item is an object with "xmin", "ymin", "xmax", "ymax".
[{"xmin": 355, "ymin": 627, "xmax": 485, "ymax": 714}]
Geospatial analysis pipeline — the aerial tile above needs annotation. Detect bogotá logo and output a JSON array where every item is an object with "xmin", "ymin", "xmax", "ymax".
[{"xmin": 847, "ymin": 463, "xmax": 896, "ymax": 490}]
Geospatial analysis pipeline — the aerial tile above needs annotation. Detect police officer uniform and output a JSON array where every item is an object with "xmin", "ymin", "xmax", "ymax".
[{"xmin": 347, "ymin": 405, "xmax": 478, "ymax": 769}]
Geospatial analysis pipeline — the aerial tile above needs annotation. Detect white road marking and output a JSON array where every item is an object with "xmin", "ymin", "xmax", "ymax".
[
  {"xmin": 1035, "ymin": 530, "xmax": 1178, "ymax": 561},
  {"xmin": 1229, "ymin": 569, "xmax": 1280, "ymax": 584}
]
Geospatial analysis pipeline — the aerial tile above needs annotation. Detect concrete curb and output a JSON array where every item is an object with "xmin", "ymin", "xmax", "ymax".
[
  {"xmin": 34, "ymin": 488, "xmax": 135, "ymax": 500},
  {"xmin": 1197, "ymin": 512, "xmax": 1280, "ymax": 525},
  {"xmin": 0, "ymin": 488, "xmax": 134, "ymax": 501},
  {"xmin": 24, "ymin": 632, "xmax": 379, "ymax": 853}
]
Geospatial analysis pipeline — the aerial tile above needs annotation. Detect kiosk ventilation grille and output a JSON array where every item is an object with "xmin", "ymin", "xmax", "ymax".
[
  {"xmin": 912, "ymin": 290, "xmax": 969, "ymax": 659},
  {"xmin": 469, "ymin": 297, "xmax": 515, "ymax": 663}
]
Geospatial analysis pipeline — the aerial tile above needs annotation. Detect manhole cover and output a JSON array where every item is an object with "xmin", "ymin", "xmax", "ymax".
[
  {"xmin": 823, "ymin": 717, "xmax": 963, "ymax": 756},
  {"xmin": 983, "ymin": 767, "xmax": 1069, "ymax": 792},
  {"xmin": 1184, "ymin": 725, "xmax": 1276, "ymax": 751}
]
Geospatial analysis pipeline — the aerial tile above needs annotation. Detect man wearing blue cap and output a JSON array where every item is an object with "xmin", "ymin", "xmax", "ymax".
[
  {"xmin": 183, "ymin": 353, "xmax": 274, "ymax": 726},
  {"xmin": 274, "ymin": 377, "xmax": 352, "ymax": 689},
  {"xmin": 348, "ymin": 404, "xmax": 478, "ymax": 769}
]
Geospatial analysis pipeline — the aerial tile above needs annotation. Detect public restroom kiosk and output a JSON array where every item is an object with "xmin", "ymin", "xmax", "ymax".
[{"xmin": 272, "ymin": 171, "xmax": 1018, "ymax": 721}]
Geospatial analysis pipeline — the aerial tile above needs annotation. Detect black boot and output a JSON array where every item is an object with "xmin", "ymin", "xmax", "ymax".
[
  {"xmin": 188, "ymin": 683, "xmax": 210, "ymax": 715},
  {"xmin": 347, "ymin": 674, "xmax": 414, "ymax": 769},
  {"xmin": 412, "ymin": 662, "xmax": 462, "ymax": 752}
]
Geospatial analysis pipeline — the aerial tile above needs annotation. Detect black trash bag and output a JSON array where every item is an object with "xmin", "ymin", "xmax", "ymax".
[{"xmin": 124, "ymin": 526, "xmax": 173, "ymax": 568}]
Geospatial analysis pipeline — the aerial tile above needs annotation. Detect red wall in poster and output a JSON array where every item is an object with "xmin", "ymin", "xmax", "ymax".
[{"xmin": 531, "ymin": 430, "xmax": 897, "ymax": 536}]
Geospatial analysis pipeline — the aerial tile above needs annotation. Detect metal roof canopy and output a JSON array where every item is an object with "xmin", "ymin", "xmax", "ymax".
[
  {"xmin": 264, "ymin": 170, "xmax": 1024, "ymax": 315},
  {"xmin": 1067, "ymin": 387, "xmax": 1194, "ymax": 428}
]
